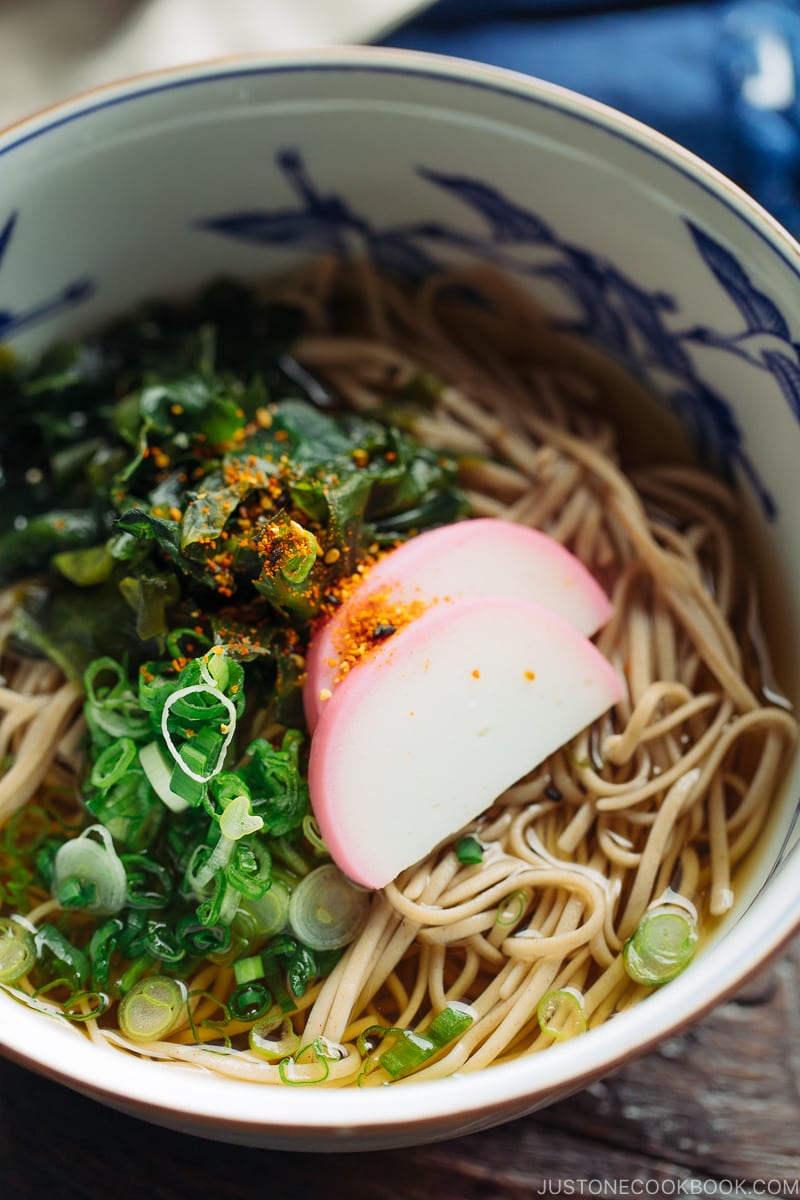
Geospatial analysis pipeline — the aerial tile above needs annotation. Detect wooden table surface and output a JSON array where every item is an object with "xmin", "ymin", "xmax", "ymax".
[{"xmin": 2, "ymin": 937, "xmax": 798, "ymax": 1200}]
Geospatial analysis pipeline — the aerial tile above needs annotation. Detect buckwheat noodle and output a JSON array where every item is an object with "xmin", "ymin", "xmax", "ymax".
[{"xmin": 1, "ymin": 259, "xmax": 796, "ymax": 1086}]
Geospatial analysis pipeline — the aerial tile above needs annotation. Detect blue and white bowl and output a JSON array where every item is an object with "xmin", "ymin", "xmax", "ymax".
[{"xmin": 1, "ymin": 46, "xmax": 799, "ymax": 1149}]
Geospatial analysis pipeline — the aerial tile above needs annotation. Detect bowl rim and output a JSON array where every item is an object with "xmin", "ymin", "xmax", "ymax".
[{"xmin": 1, "ymin": 43, "xmax": 799, "ymax": 1139}]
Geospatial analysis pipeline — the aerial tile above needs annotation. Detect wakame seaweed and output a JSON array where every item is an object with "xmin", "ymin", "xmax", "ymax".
[{"xmin": 1, "ymin": 281, "xmax": 467, "ymax": 672}]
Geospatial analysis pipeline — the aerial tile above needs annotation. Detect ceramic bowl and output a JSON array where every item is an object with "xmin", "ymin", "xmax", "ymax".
[{"xmin": 1, "ymin": 46, "xmax": 799, "ymax": 1151}]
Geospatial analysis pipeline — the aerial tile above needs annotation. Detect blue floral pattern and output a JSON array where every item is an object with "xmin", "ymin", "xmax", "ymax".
[
  {"xmin": 0, "ymin": 212, "xmax": 94, "ymax": 340},
  {"xmin": 198, "ymin": 148, "xmax": 800, "ymax": 521}
]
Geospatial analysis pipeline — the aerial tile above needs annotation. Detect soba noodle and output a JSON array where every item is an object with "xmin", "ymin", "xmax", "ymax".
[{"xmin": 0, "ymin": 260, "xmax": 796, "ymax": 1086}]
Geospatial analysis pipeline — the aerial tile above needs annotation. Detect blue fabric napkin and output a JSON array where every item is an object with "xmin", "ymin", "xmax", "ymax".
[{"xmin": 383, "ymin": 0, "xmax": 800, "ymax": 237}]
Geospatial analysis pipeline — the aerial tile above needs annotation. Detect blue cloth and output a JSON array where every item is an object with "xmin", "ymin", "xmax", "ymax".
[{"xmin": 382, "ymin": 0, "xmax": 800, "ymax": 237}]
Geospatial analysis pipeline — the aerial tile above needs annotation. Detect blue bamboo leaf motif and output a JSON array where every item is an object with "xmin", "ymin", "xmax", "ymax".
[
  {"xmin": 679, "ymin": 325, "xmax": 766, "ymax": 369},
  {"xmin": 416, "ymin": 168, "xmax": 554, "ymax": 244},
  {"xmin": 0, "ymin": 210, "xmax": 94, "ymax": 339},
  {"xmin": 536, "ymin": 260, "xmax": 631, "ymax": 355},
  {"xmin": 195, "ymin": 149, "xmax": 439, "ymax": 279},
  {"xmin": 687, "ymin": 221, "xmax": 791, "ymax": 339},
  {"xmin": 603, "ymin": 269, "xmax": 694, "ymax": 376},
  {"xmin": 761, "ymin": 349, "xmax": 800, "ymax": 423},
  {"xmin": 194, "ymin": 148, "xmax": 357, "ymax": 256},
  {"xmin": 195, "ymin": 210, "xmax": 346, "ymax": 255}
]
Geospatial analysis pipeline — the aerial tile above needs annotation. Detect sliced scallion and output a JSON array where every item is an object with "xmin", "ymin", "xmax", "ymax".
[
  {"xmin": 537, "ymin": 987, "xmax": 587, "ymax": 1040},
  {"xmin": 52, "ymin": 824, "xmax": 127, "ymax": 915},
  {"xmin": 161, "ymin": 683, "xmax": 237, "ymax": 784},
  {"xmin": 90, "ymin": 738, "xmax": 137, "ymax": 790},
  {"xmin": 233, "ymin": 954, "xmax": 264, "ymax": 986},
  {"xmin": 63, "ymin": 990, "xmax": 109, "ymax": 1021},
  {"xmin": 219, "ymin": 794, "xmax": 263, "ymax": 840},
  {"xmin": 142, "ymin": 922, "xmax": 185, "ymax": 964},
  {"xmin": 228, "ymin": 981, "xmax": 272, "ymax": 1022},
  {"xmin": 301, "ymin": 814, "xmax": 328, "ymax": 857},
  {"xmin": 377, "ymin": 1002, "xmax": 475, "ymax": 1080},
  {"xmin": 88, "ymin": 918, "xmax": 124, "ymax": 989},
  {"xmin": 122, "ymin": 854, "xmax": 174, "ymax": 909},
  {"xmin": 138, "ymin": 741, "xmax": 190, "ymax": 813},
  {"xmin": 623, "ymin": 904, "xmax": 698, "ymax": 987},
  {"xmin": 278, "ymin": 1038, "xmax": 333, "ymax": 1086},
  {"xmin": 249, "ymin": 1014, "xmax": 300, "ymax": 1062},
  {"xmin": 288, "ymin": 863, "xmax": 369, "ymax": 951},
  {"xmin": 176, "ymin": 916, "xmax": 230, "ymax": 957},
  {"xmin": 0, "ymin": 917, "xmax": 37, "ymax": 983},
  {"xmin": 240, "ymin": 879, "xmax": 291, "ymax": 939},
  {"xmin": 118, "ymin": 975, "xmax": 186, "ymax": 1041},
  {"xmin": 455, "ymin": 835, "xmax": 483, "ymax": 865},
  {"xmin": 34, "ymin": 924, "xmax": 89, "ymax": 988},
  {"xmin": 495, "ymin": 889, "xmax": 529, "ymax": 928}
]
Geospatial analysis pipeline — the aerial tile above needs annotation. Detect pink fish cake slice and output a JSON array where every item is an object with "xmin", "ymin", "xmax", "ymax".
[{"xmin": 308, "ymin": 593, "xmax": 622, "ymax": 889}]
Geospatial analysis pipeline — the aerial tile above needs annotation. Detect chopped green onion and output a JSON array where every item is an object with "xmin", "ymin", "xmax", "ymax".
[
  {"xmin": 88, "ymin": 918, "xmax": 124, "ymax": 989},
  {"xmin": 425, "ymin": 1001, "xmax": 475, "ymax": 1046},
  {"xmin": 138, "ymin": 741, "xmax": 190, "ymax": 813},
  {"xmin": 118, "ymin": 975, "xmax": 185, "ymax": 1041},
  {"xmin": 161, "ymin": 684, "xmax": 237, "ymax": 784},
  {"xmin": 233, "ymin": 954, "xmax": 264, "ymax": 986},
  {"xmin": 288, "ymin": 863, "xmax": 369, "ymax": 951},
  {"xmin": 138, "ymin": 663, "xmax": 177, "ymax": 715},
  {"xmin": 55, "ymin": 875, "xmax": 97, "ymax": 909},
  {"xmin": 84, "ymin": 657, "xmax": 128, "ymax": 705},
  {"xmin": 186, "ymin": 987, "xmax": 230, "ymax": 1046},
  {"xmin": 623, "ymin": 904, "xmax": 699, "ymax": 987},
  {"xmin": 195, "ymin": 870, "xmax": 239, "ymax": 928},
  {"xmin": 261, "ymin": 952, "xmax": 296, "ymax": 1014},
  {"xmin": 537, "ymin": 987, "xmax": 587, "ymax": 1040},
  {"xmin": 302, "ymin": 814, "xmax": 328, "ymax": 857},
  {"xmin": 219, "ymin": 794, "xmax": 263, "ymax": 840},
  {"xmin": 121, "ymin": 854, "xmax": 174, "ymax": 909},
  {"xmin": 142, "ymin": 922, "xmax": 185, "ymax": 964},
  {"xmin": 199, "ymin": 650, "xmax": 231, "ymax": 692},
  {"xmin": 227, "ymin": 839, "xmax": 272, "ymax": 901},
  {"xmin": 240, "ymin": 879, "xmax": 291, "ymax": 939},
  {"xmin": 0, "ymin": 917, "xmax": 37, "ymax": 983},
  {"xmin": 52, "ymin": 824, "xmax": 127, "ymax": 915},
  {"xmin": 495, "ymin": 889, "xmax": 529, "ymax": 928},
  {"xmin": 455, "ymin": 835, "xmax": 483, "ymax": 865},
  {"xmin": 228, "ymin": 981, "xmax": 272, "ymax": 1022},
  {"xmin": 62, "ymin": 990, "xmax": 109, "ymax": 1021},
  {"xmin": 285, "ymin": 944, "xmax": 317, "ymax": 998},
  {"xmin": 34, "ymin": 924, "xmax": 89, "ymax": 987},
  {"xmin": 117, "ymin": 908, "xmax": 147, "ymax": 957},
  {"xmin": 176, "ymin": 916, "xmax": 230, "ymax": 957},
  {"xmin": 85, "ymin": 770, "xmax": 161, "ymax": 852},
  {"xmin": 90, "ymin": 738, "xmax": 137, "ymax": 790},
  {"xmin": 249, "ymin": 1014, "xmax": 300, "ymax": 1061},
  {"xmin": 83, "ymin": 659, "xmax": 151, "ymax": 743},
  {"xmin": 278, "ymin": 1038, "xmax": 333, "ymax": 1086},
  {"xmin": 377, "ymin": 1002, "xmax": 475, "ymax": 1080},
  {"xmin": 271, "ymin": 835, "xmax": 311, "ymax": 877}
]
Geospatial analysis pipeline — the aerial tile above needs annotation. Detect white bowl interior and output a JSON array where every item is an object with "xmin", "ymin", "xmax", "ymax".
[{"xmin": 1, "ymin": 48, "xmax": 799, "ymax": 1148}]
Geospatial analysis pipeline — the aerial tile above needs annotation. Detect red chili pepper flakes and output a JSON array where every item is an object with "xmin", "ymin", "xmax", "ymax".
[{"xmin": 329, "ymin": 587, "xmax": 430, "ymax": 684}]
